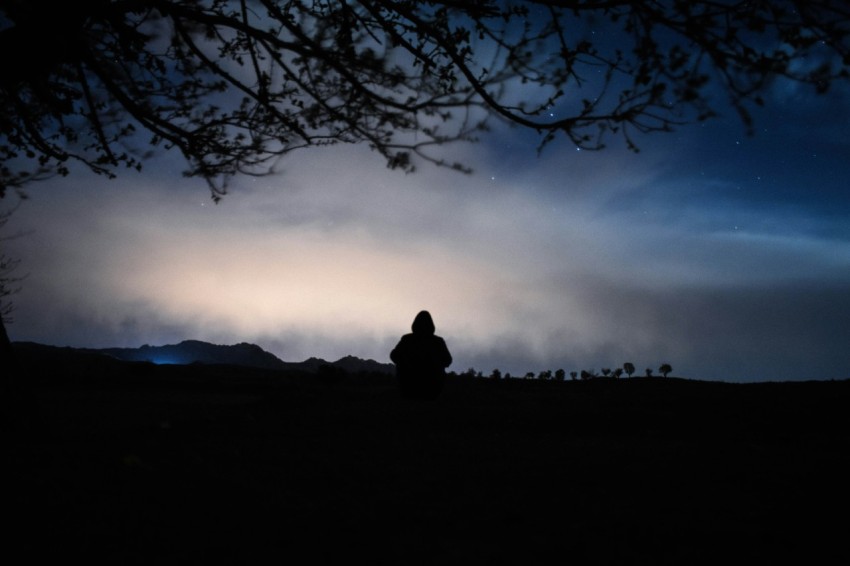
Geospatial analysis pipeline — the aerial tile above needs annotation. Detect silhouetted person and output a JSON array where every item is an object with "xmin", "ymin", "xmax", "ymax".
[{"xmin": 390, "ymin": 311, "xmax": 452, "ymax": 400}]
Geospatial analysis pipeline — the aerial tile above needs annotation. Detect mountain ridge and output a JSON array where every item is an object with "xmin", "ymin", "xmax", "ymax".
[{"xmin": 14, "ymin": 339, "xmax": 395, "ymax": 375}]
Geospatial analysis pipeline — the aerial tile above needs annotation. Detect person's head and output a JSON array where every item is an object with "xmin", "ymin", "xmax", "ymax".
[{"xmin": 411, "ymin": 310, "xmax": 435, "ymax": 335}]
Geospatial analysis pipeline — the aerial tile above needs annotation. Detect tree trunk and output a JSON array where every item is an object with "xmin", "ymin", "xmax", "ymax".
[
  {"xmin": 1, "ymin": 316, "xmax": 25, "ymax": 430},
  {"xmin": 0, "ymin": 316, "xmax": 11, "ymax": 373}
]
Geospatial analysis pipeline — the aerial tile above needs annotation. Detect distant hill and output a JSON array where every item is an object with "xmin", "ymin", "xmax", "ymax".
[
  {"xmin": 296, "ymin": 354, "xmax": 397, "ymax": 375},
  {"xmin": 92, "ymin": 340, "xmax": 287, "ymax": 369},
  {"xmin": 14, "ymin": 339, "xmax": 395, "ymax": 375}
]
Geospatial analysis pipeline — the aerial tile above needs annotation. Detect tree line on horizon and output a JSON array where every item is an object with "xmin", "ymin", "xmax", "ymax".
[{"xmin": 453, "ymin": 362, "xmax": 674, "ymax": 381}]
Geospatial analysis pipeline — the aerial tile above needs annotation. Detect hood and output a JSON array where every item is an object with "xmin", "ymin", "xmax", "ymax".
[{"xmin": 411, "ymin": 310, "xmax": 436, "ymax": 335}]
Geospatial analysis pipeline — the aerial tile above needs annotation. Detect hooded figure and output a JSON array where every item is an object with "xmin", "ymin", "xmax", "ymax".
[{"xmin": 390, "ymin": 310, "xmax": 452, "ymax": 399}]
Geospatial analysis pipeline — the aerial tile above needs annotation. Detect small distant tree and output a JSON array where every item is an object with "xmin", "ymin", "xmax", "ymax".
[
  {"xmin": 569, "ymin": 371, "xmax": 578, "ymax": 381},
  {"xmin": 490, "ymin": 368, "xmax": 502, "ymax": 380},
  {"xmin": 659, "ymin": 364, "xmax": 673, "ymax": 378},
  {"xmin": 580, "ymin": 370, "xmax": 590, "ymax": 380},
  {"xmin": 524, "ymin": 371, "xmax": 536, "ymax": 380},
  {"xmin": 623, "ymin": 362, "xmax": 635, "ymax": 378},
  {"xmin": 613, "ymin": 368, "xmax": 624, "ymax": 379},
  {"xmin": 504, "ymin": 372, "xmax": 512, "ymax": 380},
  {"xmin": 645, "ymin": 368, "xmax": 653, "ymax": 378},
  {"xmin": 538, "ymin": 369, "xmax": 552, "ymax": 381},
  {"xmin": 601, "ymin": 368, "xmax": 611, "ymax": 377},
  {"xmin": 555, "ymin": 369, "xmax": 566, "ymax": 382}
]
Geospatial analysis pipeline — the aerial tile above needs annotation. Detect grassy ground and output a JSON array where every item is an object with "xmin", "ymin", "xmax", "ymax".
[{"xmin": 5, "ymin": 349, "xmax": 850, "ymax": 564}]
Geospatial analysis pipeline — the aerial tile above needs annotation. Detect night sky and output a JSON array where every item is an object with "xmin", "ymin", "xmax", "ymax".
[{"xmin": 4, "ymin": 56, "xmax": 849, "ymax": 382}]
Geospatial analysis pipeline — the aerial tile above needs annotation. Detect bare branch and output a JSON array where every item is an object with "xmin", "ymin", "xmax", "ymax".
[{"xmin": 0, "ymin": 0, "xmax": 846, "ymax": 199}]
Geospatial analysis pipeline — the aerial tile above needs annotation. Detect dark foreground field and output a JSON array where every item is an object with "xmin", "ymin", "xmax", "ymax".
[{"xmin": 5, "ymin": 347, "xmax": 850, "ymax": 565}]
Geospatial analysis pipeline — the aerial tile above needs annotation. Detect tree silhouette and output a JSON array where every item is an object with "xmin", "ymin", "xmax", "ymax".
[
  {"xmin": 645, "ymin": 368, "xmax": 653, "ymax": 378},
  {"xmin": 0, "ymin": 210, "xmax": 22, "ymax": 325},
  {"xmin": 0, "ymin": 204, "xmax": 26, "ymax": 359},
  {"xmin": 659, "ymin": 363, "xmax": 673, "ymax": 378},
  {"xmin": 581, "ymin": 369, "xmax": 599, "ymax": 380},
  {"xmin": 623, "ymin": 362, "xmax": 635, "ymax": 378},
  {"xmin": 2, "ymin": 1, "xmax": 847, "ymax": 199}
]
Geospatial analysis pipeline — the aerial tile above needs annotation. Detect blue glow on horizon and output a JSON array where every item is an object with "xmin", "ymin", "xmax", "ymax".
[{"xmin": 146, "ymin": 356, "xmax": 183, "ymax": 365}]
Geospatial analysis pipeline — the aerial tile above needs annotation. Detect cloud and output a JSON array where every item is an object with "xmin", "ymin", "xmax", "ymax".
[{"xmin": 4, "ymin": 109, "xmax": 849, "ymax": 382}]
